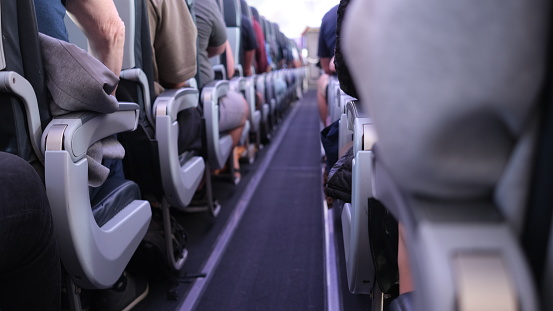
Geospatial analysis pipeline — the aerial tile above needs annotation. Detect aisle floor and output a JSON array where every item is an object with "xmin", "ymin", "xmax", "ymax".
[{"xmin": 195, "ymin": 91, "xmax": 325, "ymax": 311}]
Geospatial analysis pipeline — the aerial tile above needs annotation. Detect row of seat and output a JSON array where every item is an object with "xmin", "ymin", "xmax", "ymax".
[
  {"xmin": 328, "ymin": 1, "xmax": 553, "ymax": 309},
  {"xmin": 0, "ymin": 0, "xmax": 306, "ymax": 310}
]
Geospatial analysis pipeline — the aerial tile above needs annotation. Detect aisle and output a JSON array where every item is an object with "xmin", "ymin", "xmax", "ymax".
[{"xmin": 194, "ymin": 91, "xmax": 325, "ymax": 311}]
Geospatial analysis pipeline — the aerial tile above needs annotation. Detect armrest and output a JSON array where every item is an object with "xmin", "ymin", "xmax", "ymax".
[
  {"xmin": 213, "ymin": 64, "xmax": 227, "ymax": 80},
  {"xmin": 120, "ymin": 68, "xmax": 153, "ymax": 125},
  {"xmin": 187, "ymin": 78, "xmax": 198, "ymax": 90},
  {"xmin": 352, "ymin": 116, "xmax": 376, "ymax": 156},
  {"xmin": 41, "ymin": 102, "xmax": 139, "ymax": 162},
  {"xmin": 0, "ymin": 71, "xmax": 43, "ymax": 162},
  {"xmin": 234, "ymin": 64, "xmax": 244, "ymax": 77},
  {"xmin": 154, "ymin": 87, "xmax": 199, "ymax": 122},
  {"xmin": 346, "ymin": 100, "xmax": 365, "ymax": 131}
]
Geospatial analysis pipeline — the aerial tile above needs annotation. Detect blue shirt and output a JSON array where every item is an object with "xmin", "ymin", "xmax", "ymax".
[
  {"xmin": 317, "ymin": 5, "xmax": 338, "ymax": 58},
  {"xmin": 34, "ymin": 0, "xmax": 68, "ymax": 41}
]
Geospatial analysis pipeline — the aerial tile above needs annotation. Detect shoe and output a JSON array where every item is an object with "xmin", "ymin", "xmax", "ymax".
[{"xmin": 93, "ymin": 272, "xmax": 149, "ymax": 311}]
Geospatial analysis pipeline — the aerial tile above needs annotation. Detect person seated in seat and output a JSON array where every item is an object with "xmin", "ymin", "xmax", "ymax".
[
  {"xmin": 147, "ymin": 0, "xmax": 203, "ymax": 156},
  {"xmin": 196, "ymin": 0, "xmax": 250, "ymax": 175},
  {"xmin": 33, "ymin": 1, "xmax": 148, "ymax": 309},
  {"xmin": 147, "ymin": 0, "xmax": 197, "ymax": 95},
  {"xmin": 317, "ymin": 4, "xmax": 338, "ymax": 127},
  {"xmin": 0, "ymin": 152, "xmax": 61, "ymax": 311},
  {"xmin": 239, "ymin": 1, "xmax": 258, "ymax": 78},
  {"xmin": 250, "ymin": 7, "xmax": 270, "ymax": 74}
]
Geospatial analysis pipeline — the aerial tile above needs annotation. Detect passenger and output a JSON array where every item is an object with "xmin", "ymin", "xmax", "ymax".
[
  {"xmin": 317, "ymin": 4, "xmax": 338, "ymax": 127},
  {"xmin": 250, "ymin": 7, "xmax": 270, "ymax": 74},
  {"xmin": 147, "ymin": 0, "xmax": 197, "ymax": 95},
  {"xmin": 147, "ymin": 0, "xmax": 203, "ymax": 155},
  {"xmin": 33, "ymin": 1, "xmax": 148, "ymax": 309},
  {"xmin": 195, "ymin": 0, "xmax": 250, "ymax": 175},
  {"xmin": 0, "ymin": 152, "xmax": 61, "ymax": 311},
  {"xmin": 239, "ymin": 1, "xmax": 258, "ymax": 77}
]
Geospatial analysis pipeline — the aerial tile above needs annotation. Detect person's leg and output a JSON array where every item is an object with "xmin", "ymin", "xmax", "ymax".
[
  {"xmin": 398, "ymin": 224, "xmax": 414, "ymax": 295},
  {"xmin": 0, "ymin": 152, "xmax": 61, "ymax": 311},
  {"xmin": 219, "ymin": 90, "xmax": 250, "ymax": 147},
  {"xmin": 317, "ymin": 74, "xmax": 329, "ymax": 127}
]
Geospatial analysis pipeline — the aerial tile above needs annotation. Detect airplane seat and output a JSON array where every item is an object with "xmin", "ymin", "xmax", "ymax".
[
  {"xmin": 255, "ymin": 73, "xmax": 272, "ymax": 142},
  {"xmin": 343, "ymin": 0, "xmax": 550, "ymax": 310},
  {"xmin": 66, "ymin": 0, "xmax": 215, "ymax": 271},
  {"xmin": 340, "ymin": 100, "xmax": 378, "ymax": 298},
  {"xmin": 337, "ymin": 93, "xmax": 355, "ymax": 156},
  {"xmin": 222, "ymin": 0, "xmax": 257, "ymax": 155},
  {"xmin": 0, "ymin": 0, "xmax": 151, "ymax": 296}
]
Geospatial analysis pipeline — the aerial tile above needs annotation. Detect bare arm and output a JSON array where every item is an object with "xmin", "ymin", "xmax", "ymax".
[
  {"xmin": 243, "ymin": 49, "xmax": 255, "ymax": 76},
  {"xmin": 320, "ymin": 57, "xmax": 335, "ymax": 75},
  {"xmin": 225, "ymin": 41, "xmax": 235, "ymax": 79},
  {"xmin": 66, "ymin": 0, "xmax": 125, "ymax": 77}
]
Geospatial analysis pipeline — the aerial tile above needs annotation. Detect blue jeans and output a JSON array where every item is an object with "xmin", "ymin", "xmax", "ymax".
[{"xmin": 0, "ymin": 152, "xmax": 60, "ymax": 310}]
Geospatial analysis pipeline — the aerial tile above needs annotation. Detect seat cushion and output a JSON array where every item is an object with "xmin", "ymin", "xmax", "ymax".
[{"xmin": 91, "ymin": 178, "xmax": 142, "ymax": 227}]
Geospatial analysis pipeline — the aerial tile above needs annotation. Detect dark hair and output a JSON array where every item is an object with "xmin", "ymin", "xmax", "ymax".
[{"xmin": 335, "ymin": 0, "xmax": 359, "ymax": 99}]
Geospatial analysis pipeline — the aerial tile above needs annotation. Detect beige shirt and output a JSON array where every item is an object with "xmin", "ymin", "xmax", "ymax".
[{"xmin": 148, "ymin": 0, "xmax": 197, "ymax": 95}]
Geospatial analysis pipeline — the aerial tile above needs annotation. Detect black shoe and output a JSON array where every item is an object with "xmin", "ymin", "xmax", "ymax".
[{"xmin": 93, "ymin": 272, "xmax": 149, "ymax": 311}]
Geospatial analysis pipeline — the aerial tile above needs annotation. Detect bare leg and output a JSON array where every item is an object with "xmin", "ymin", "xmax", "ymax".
[
  {"xmin": 317, "ymin": 74, "xmax": 329, "ymax": 127},
  {"xmin": 398, "ymin": 224, "xmax": 414, "ymax": 295}
]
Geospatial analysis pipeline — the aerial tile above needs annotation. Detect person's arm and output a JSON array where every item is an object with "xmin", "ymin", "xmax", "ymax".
[
  {"xmin": 225, "ymin": 41, "xmax": 235, "ymax": 79},
  {"xmin": 207, "ymin": 44, "xmax": 226, "ymax": 58},
  {"xmin": 320, "ymin": 57, "xmax": 335, "ymax": 75},
  {"xmin": 66, "ymin": 0, "xmax": 125, "ymax": 77},
  {"xmin": 243, "ymin": 50, "xmax": 255, "ymax": 76}
]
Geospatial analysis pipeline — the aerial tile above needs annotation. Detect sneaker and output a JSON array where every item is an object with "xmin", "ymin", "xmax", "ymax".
[{"xmin": 93, "ymin": 272, "xmax": 149, "ymax": 311}]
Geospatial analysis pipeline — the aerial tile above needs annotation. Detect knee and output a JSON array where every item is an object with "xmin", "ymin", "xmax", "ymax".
[
  {"xmin": 242, "ymin": 97, "xmax": 250, "ymax": 123},
  {"xmin": 317, "ymin": 74, "xmax": 329, "ymax": 98}
]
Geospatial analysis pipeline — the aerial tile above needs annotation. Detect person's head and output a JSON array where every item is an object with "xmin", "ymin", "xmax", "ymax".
[
  {"xmin": 240, "ymin": 0, "xmax": 250, "ymax": 17},
  {"xmin": 335, "ymin": 0, "xmax": 359, "ymax": 99},
  {"xmin": 251, "ymin": 7, "xmax": 260, "ymax": 23}
]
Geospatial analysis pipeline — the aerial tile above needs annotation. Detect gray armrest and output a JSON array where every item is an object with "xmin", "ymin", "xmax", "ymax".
[
  {"xmin": 41, "ymin": 102, "xmax": 139, "ymax": 162},
  {"xmin": 202, "ymin": 80, "xmax": 233, "ymax": 169},
  {"xmin": 372, "ymin": 152, "xmax": 537, "ymax": 310},
  {"xmin": 154, "ymin": 87, "xmax": 205, "ymax": 214},
  {"xmin": 234, "ymin": 64, "xmax": 244, "ymax": 77},
  {"xmin": 346, "ymin": 100, "xmax": 365, "ymax": 131},
  {"xmin": 212, "ymin": 64, "xmax": 227, "ymax": 81},
  {"xmin": 0, "ymin": 71, "xmax": 43, "ymax": 162},
  {"xmin": 154, "ymin": 87, "xmax": 198, "ymax": 122},
  {"xmin": 120, "ymin": 68, "xmax": 153, "ymax": 125},
  {"xmin": 42, "ymin": 99, "xmax": 149, "ymax": 289}
]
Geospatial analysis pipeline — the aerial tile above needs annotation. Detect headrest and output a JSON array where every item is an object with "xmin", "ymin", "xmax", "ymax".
[
  {"xmin": 223, "ymin": 0, "xmax": 241, "ymax": 27},
  {"xmin": 240, "ymin": 0, "xmax": 251, "ymax": 20},
  {"xmin": 251, "ymin": 6, "xmax": 260, "ymax": 22}
]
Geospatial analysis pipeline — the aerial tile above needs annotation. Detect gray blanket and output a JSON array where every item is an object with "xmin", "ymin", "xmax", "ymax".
[{"xmin": 39, "ymin": 33, "xmax": 125, "ymax": 187}]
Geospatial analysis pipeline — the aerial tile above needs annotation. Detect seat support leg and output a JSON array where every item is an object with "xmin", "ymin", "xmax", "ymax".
[
  {"xmin": 65, "ymin": 273, "xmax": 82, "ymax": 311},
  {"xmin": 161, "ymin": 197, "xmax": 188, "ymax": 271}
]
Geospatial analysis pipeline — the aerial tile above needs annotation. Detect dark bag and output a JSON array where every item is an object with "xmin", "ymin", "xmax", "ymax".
[
  {"xmin": 128, "ymin": 209, "xmax": 187, "ymax": 277},
  {"xmin": 325, "ymin": 146, "xmax": 354, "ymax": 202},
  {"xmin": 368, "ymin": 198, "xmax": 399, "ymax": 294},
  {"xmin": 320, "ymin": 120, "xmax": 340, "ymax": 172},
  {"xmin": 177, "ymin": 108, "xmax": 203, "ymax": 154}
]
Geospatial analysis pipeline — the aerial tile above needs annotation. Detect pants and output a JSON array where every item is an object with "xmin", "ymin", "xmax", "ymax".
[
  {"xmin": 0, "ymin": 152, "xmax": 61, "ymax": 310},
  {"xmin": 219, "ymin": 90, "xmax": 248, "ymax": 133}
]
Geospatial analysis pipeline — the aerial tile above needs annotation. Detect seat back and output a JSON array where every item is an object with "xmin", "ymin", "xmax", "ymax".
[
  {"xmin": 223, "ymin": 0, "xmax": 242, "ymax": 76},
  {"xmin": 0, "ymin": 0, "xmax": 50, "ymax": 168},
  {"xmin": 113, "ymin": 0, "xmax": 166, "ymax": 199},
  {"xmin": 343, "ymin": 0, "xmax": 549, "ymax": 310}
]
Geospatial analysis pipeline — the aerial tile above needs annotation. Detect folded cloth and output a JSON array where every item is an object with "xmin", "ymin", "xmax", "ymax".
[
  {"xmin": 86, "ymin": 136, "xmax": 125, "ymax": 187},
  {"xmin": 39, "ymin": 33, "xmax": 125, "ymax": 186},
  {"xmin": 325, "ymin": 146, "xmax": 354, "ymax": 203}
]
